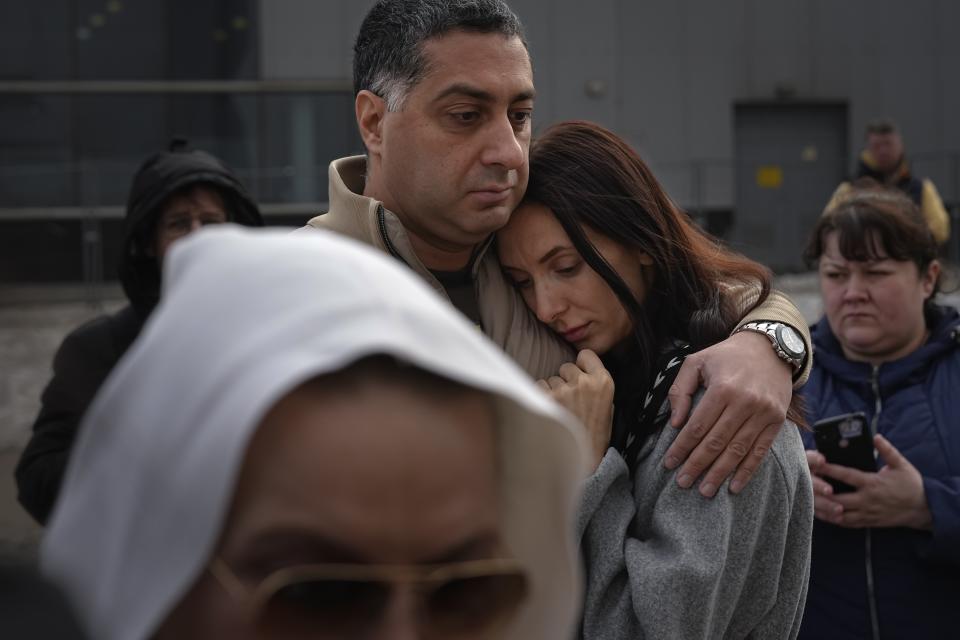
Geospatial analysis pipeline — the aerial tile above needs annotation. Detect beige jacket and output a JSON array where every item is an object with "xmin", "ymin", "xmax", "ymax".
[{"xmin": 306, "ymin": 156, "xmax": 812, "ymax": 385}]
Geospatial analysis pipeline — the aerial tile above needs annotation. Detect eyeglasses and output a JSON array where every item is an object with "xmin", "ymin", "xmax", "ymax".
[{"xmin": 209, "ymin": 556, "xmax": 530, "ymax": 638}]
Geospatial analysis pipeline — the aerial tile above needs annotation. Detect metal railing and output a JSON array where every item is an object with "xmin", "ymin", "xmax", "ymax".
[
  {"xmin": 2, "ymin": 80, "xmax": 959, "ymax": 295},
  {"xmin": 0, "ymin": 79, "xmax": 362, "ymax": 209},
  {"xmin": 3, "ymin": 157, "xmax": 956, "ymax": 306}
]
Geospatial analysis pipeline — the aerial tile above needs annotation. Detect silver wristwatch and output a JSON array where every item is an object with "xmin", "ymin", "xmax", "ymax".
[{"xmin": 734, "ymin": 321, "xmax": 806, "ymax": 373}]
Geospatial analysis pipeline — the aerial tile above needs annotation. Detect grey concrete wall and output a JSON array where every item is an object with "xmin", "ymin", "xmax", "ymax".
[
  {"xmin": 256, "ymin": 0, "xmax": 960, "ymax": 208},
  {"xmin": 258, "ymin": 0, "xmax": 373, "ymax": 80}
]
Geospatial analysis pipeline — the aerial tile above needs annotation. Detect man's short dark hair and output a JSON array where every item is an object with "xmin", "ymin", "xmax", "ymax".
[
  {"xmin": 865, "ymin": 117, "xmax": 899, "ymax": 137},
  {"xmin": 353, "ymin": 0, "xmax": 527, "ymax": 110}
]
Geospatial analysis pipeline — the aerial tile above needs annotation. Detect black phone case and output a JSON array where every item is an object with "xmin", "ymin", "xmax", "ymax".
[{"xmin": 813, "ymin": 412, "xmax": 876, "ymax": 493}]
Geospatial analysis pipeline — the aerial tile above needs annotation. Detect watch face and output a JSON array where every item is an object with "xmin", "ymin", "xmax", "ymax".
[{"xmin": 777, "ymin": 325, "xmax": 805, "ymax": 358}]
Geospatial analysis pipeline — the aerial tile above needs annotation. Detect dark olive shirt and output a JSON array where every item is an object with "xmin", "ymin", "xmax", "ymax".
[{"xmin": 431, "ymin": 267, "xmax": 481, "ymax": 326}]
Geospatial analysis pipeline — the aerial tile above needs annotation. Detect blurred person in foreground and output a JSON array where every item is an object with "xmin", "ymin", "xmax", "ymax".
[
  {"xmin": 40, "ymin": 225, "xmax": 587, "ymax": 640},
  {"xmin": 15, "ymin": 139, "xmax": 263, "ymax": 525},
  {"xmin": 497, "ymin": 121, "xmax": 813, "ymax": 639},
  {"xmin": 799, "ymin": 185, "xmax": 960, "ymax": 639},
  {"xmin": 1, "ymin": 562, "xmax": 87, "ymax": 639},
  {"xmin": 826, "ymin": 118, "xmax": 950, "ymax": 246},
  {"xmin": 305, "ymin": 0, "xmax": 814, "ymax": 497}
]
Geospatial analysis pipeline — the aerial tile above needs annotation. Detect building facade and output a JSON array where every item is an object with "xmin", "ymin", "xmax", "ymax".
[{"xmin": 1, "ymin": 0, "xmax": 958, "ymax": 278}]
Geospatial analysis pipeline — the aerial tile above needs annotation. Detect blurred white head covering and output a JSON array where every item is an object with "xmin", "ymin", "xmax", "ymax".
[{"xmin": 41, "ymin": 225, "xmax": 587, "ymax": 640}]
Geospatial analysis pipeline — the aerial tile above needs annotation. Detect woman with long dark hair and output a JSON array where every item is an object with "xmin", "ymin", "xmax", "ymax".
[{"xmin": 497, "ymin": 120, "xmax": 813, "ymax": 638}]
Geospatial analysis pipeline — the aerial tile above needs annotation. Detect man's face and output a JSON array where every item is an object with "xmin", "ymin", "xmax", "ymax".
[
  {"xmin": 866, "ymin": 132, "xmax": 904, "ymax": 174},
  {"xmin": 158, "ymin": 374, "xmax": 508, "ymax": 639},
  {"xmin": 369, "ymin": 30, "xmax": 534, "ymax": 253}
]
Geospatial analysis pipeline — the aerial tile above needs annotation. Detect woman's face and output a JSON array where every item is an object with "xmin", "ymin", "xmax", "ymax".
[
  {"xmin": 497, "ymin": 202, "xmax": 651, "ymax": 355},
  {"xmin": 819, "ymin": 230, "xmax": 939, "ymax": 365}
]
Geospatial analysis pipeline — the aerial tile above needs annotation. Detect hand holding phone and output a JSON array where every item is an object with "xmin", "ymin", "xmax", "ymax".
[{"xmin": 812, "ymin": 412, "xmax": 876, "ymax": 493}]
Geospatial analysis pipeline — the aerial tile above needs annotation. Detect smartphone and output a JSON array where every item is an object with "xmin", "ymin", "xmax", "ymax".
[{"xmin": 813, "ymin": 412, "xmax": 876, "ymax": 493}]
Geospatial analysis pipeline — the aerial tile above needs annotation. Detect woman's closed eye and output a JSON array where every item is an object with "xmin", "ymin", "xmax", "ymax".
[
  {"xmin": 555, "ymin": 262, "xmax": 583, "ymax": 277},
  {"xmin": 505, "ymin": 273, "xmax": 532, "ymax": 289}
]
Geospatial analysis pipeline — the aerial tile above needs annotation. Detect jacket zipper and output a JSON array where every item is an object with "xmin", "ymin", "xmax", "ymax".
[
  {"xmin": 865, "ymin": 365, "xmax": 881, "ymax": 640},
  {"xmin": 376, "ymin": 204, "xmax": 404, "ymax": 261},
  {"xmin": 376, "ymin": 203, "xmax": 480, "ymax": 310}
]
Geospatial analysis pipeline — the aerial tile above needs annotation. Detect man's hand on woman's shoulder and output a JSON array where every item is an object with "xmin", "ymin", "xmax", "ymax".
[{"xmin": 664, "ymin": 330, "xmax": 792, "ymax": 498}]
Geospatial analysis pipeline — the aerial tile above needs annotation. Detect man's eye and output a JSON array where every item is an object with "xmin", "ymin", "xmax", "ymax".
[
  {"xmin": 167, "ymin": 219, "xmax": 191, "ymax": 231},
  {"xmin": 451, "ymin": 111, "xmax": 480, "ymax": 124},
  {"xmin": 511, "ymin": 111, "xmax": 532, "ymax": 124}
]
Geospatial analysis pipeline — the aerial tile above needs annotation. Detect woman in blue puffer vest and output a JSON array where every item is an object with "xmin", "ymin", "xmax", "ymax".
[{"xmin": 799, "ymin": 182, "xmax": 960, "ymax": 640}]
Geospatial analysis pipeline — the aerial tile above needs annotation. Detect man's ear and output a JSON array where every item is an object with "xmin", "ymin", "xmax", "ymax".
[{"xmin": 356, "ymin": 90, "xmax": 386, "ymax": 156}]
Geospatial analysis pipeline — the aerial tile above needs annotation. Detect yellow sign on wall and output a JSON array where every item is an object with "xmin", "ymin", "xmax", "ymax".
[{"xmin": 756, "ymin": 165, "xmax": 783, "ymax": 189}]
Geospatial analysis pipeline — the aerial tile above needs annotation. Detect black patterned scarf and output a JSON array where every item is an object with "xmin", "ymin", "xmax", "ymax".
[{"xmin": 613, "ymin": 342, "xmax": 693, "ymax": 472}]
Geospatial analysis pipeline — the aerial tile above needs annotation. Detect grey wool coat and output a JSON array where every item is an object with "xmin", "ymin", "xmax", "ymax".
[{"xmin": 577, "ymin": 398, "xmax": 813, "ymax": 640}]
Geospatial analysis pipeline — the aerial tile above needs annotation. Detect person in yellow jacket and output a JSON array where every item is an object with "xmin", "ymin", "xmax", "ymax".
[{"xmin": 826, "ymin": 118, "xmax": 950, "ymax": 245}]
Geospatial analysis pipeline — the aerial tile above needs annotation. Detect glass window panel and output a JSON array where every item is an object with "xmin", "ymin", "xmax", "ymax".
[{"xmin": 0, "ymin": 91, "xmax": 359, "ymax": 210}]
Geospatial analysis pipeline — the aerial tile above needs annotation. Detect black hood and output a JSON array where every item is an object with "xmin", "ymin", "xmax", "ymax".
[{"xmin": 119, "ymin": 139, "xmax": 264, "ymax": 317}]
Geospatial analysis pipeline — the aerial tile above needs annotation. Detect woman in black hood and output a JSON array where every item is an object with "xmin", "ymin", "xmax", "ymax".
[{"xmin": 15, "ymin": 140, "xmax": 263, "ymax": 524}]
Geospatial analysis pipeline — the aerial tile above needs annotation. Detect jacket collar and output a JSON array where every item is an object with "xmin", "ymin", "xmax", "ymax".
[
  {"xmin": 320, "ymin": 156, "xmax": 383, "ymax": 243},
  {"xmin": 859, "ymin": 150, "xmax": 911, "ymax": 185},
  {"xmin": 323, "ymin": 156, "xmax": 494, "ymax": 282},
  {"xmin": 812, "ymin": 305, "xmax": 960, "ymax": 389}
]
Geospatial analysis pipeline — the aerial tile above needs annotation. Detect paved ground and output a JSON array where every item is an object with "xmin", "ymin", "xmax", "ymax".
[
  {"xmin": 1, "ymin": 276, "xmax": 956, "ymax": 561},
  {"xmin": 0, "ymin": 287, "xmax": 123, "ymax": 561}
]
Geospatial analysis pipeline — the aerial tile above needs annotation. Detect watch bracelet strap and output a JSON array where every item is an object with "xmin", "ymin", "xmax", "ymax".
[{"xmin": 734, "ymin": 321, "xmax": 803, "ymax": 372}]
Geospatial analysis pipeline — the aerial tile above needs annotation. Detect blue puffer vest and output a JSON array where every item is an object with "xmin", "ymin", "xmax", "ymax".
[{"xmin": 799, "ymin": 304, "xmax": 960, "ymax": 640}]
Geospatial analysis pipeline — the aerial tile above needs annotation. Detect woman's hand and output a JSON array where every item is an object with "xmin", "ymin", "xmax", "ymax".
[
  {"xmin": 664, "ymin": 330, "xmax": 792, "ymax": 497},
  {"xmin": 812, "ymin": 435, "xmax": 932, "ymax": 530},
  {"xmin": 538, "ymin": 350, "xmax": 614, "ymax": 473}
]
